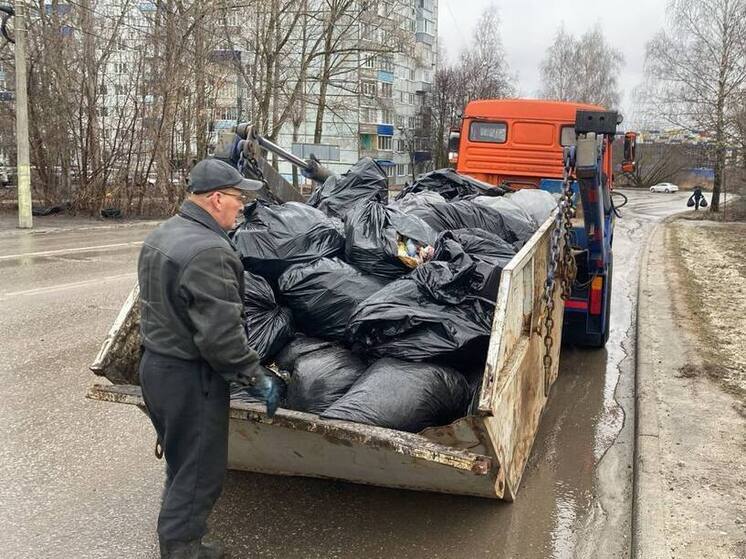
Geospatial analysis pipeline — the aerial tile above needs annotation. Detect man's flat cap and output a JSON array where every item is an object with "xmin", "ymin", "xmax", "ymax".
[{"xmin": 187, "ymin": 158, "xmax": 263, "ymax": 193}]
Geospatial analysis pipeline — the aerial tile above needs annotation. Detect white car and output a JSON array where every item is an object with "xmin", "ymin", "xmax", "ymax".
[{"xmin": 650, "ymin": 182, "xmax": 679, "ymax": 193}]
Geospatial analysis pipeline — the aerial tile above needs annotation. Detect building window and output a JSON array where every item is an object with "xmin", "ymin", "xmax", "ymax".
[
  {"xmin": 361, "ymin": 80, "xmax": 376, "ymax": 96},
  {"xmin": 396, "ymin": 138, "xmax": 406, "ymax": 152},
  {"xmin": 360, "ymin": 106, "xmax": 377, "ymax": 123},
  {"xmin": 364, "ymin": 55, "xmax": 375, "ymax": 68},
  {"xmin": 379, "ymin": 55, "xmax": 394, "ymax": 72},
  {"xmin": 408, "ymin": 116, "xmax": 416, "ymax": 128},
  {"xmin": 217, "ymin": 106, "xmax": 238, "ymax": 120},
  {"xmin": 385, "ymin": 165, "xmax": 395, "ymax": 177},
  {"xmin": 408, "ymin": 92, "xmax": 415, "ymax": 104},
  {"xmin": 397, "ymin": 163, "xmax": 408, "ymax": 176},
  {"xmin": 377, "ymin": 135, "xmax": 392, "ymax": 150},
  {"xmin": 381, "ymin": 109, "xmax": 393, "ymax": 124},
  {"xmin": 360, "ymin": 133, "xmax": 374, "ymax": 150},
  {"xmin": 380, "ymin": 82, "xmax": 392, "ymax": 97}
]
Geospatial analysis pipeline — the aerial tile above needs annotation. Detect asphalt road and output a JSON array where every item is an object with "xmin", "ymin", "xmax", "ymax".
[{"xmin": 0, "ymin": 191, "xmax": 692, "ymax": 559}]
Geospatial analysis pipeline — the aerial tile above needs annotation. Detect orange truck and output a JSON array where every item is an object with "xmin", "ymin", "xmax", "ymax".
[{"xmin": 449, "ymin": 99, "xmax": 636, "ymax": 346}]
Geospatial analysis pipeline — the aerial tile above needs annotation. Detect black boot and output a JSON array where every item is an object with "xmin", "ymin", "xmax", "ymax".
[{"xmin": 159, "ymin": 539, "xmax": 201, "ymax": 559}]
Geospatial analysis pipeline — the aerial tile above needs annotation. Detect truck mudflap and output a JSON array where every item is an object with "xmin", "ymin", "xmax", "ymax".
[{"xmin": 88, "ymin": 211, "xmax": 564, "ymax": 500}]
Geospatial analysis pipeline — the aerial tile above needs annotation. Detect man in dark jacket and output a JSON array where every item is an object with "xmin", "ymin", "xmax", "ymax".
[{"xmin": 138, "ymin": 158, "xmax": 277, "ymax": 559}]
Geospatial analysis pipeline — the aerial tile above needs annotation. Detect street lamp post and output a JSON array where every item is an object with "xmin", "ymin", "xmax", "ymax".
[{"xmin": 2, "ymin": 3, "xmax": 32, "ymax": 228}]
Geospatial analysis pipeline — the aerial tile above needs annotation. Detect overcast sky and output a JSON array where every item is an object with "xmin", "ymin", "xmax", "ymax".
[{"xmin": 437, "ymin": 0, "xmax": 670, "ymax": 121}]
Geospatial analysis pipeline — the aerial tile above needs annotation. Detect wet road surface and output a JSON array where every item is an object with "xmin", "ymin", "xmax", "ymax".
[{"xmin": 0, "ymin": 191, "xmax": 691, "ymax": 558}]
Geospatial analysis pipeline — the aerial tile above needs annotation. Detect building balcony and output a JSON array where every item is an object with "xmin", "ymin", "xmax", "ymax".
[
  {"xmin": 415, "ymin": 32, "xmax": 435, "ymax": 46},
  {"xmin": 358, "ymin": 123, "xmax": 378, "ymax": 135},
  {"xmin": 415, "ymin": 81, "xmax": 432, "ymax": 93},
  {"xmin": 360, "ymin": 148, "xmax": 393, "ymax": 160}
]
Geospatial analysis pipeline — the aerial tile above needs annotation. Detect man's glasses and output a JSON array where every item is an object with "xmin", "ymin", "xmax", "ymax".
[{"xmin": 215, "ymin": 190, "xmax": 250, "ymax": 204}]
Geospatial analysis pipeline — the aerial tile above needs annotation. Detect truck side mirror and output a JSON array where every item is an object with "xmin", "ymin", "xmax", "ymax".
[
  {"xmin": 447, "ymin": 130, "xmax": 460, "ymax": 164},
  {"xmin": 622, "ymin": 132, "xmax": 637, "ymax": 173}
]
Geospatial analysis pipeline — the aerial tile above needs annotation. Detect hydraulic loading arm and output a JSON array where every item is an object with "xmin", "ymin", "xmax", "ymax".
[{"xmin": 212, "ymin": 123, "xmax": 336, "ymax": 204}]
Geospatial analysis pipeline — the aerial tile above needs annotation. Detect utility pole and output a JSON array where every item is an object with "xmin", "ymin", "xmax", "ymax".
[{"xmin": 14, "ymin": 0, "xmax": 32, "ymax": 228}]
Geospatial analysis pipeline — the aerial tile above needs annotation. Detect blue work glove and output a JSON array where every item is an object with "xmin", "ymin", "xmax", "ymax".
[{"xmin": 236, "ymin": 364, "xmax": 282, "ymax": 417}]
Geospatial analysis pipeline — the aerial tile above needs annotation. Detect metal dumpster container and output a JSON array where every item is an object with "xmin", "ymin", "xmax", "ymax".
[{"xmin": 88, "ymin": 212, "xmax": 565, "ymax": 500}]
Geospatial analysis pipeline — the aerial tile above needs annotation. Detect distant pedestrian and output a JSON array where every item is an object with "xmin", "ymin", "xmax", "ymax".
[{"xmin": 687, "ymin": 187, "xmax": 707, "ymax": 211}]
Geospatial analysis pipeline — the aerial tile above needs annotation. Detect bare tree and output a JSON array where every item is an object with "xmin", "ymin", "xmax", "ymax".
[
  {"xmin": 643, "ymin": 0, "xmax": 746, "ymax": 212},
  {"xmin": 624, "ymin": 143, "xmax": 693, "ymax": 188},
  {"xmin": 430, "ymin": 5, "xmax": 514, "ymax": 168},
  {"xmin": 539, "ymin": 24, "xmax": 624, "ymax": 108},
  {"xmin": 457, "ymin": 5, "xmax": 514, "ymax": 102}
]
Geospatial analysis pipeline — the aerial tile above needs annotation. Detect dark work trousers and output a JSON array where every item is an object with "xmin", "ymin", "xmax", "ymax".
[{"xmin": 139, "ymin": 348, "xmax": 230, "ymax": 544}]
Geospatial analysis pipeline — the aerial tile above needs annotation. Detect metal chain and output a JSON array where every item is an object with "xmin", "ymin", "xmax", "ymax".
[
  {"xmin": 539, "ymin": 146, "xmax": 577, "ymax": 393},
  {"xmin": 559, "ymin": 160, "xmax": 578, "ymax": 299}
]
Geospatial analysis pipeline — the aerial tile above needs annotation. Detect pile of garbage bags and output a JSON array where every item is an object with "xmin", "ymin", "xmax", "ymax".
[
  {"xmin": 396, "ymin": 168, "xmax": 510, "ymax": 200},
  {"xmin": 231, "ymin": 161, "xmax": 555, "ymax": 433}
]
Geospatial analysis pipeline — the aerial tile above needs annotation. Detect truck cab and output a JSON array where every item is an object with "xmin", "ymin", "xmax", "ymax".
[{"xmin": 449, "ymin": 99, "xmax": 621, "ymax": 347}]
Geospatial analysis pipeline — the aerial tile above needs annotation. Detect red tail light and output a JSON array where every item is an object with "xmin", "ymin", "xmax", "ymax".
[{"xmin": 589, "ymin": 276, "xmax": 604, "ymax": 315}]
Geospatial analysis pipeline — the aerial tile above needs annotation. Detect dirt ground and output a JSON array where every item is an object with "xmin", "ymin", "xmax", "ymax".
[{"xmin": 656, "ymin": 216, "xmax": 746, "ymax": 558}]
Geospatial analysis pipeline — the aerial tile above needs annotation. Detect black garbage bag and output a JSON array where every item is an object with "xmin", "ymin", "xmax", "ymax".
[
  {"xmin": 389, "ymin": 191, "xmax": 447, "ymax": 213},
  {"xmin": 307, "ymin": 157, "xmax": 388, "ymax": 219},
  {"xmin": 346, "ymin": 277, "xmax": 494, "ymax": 364},
  {"xmin": 687, "ymin": 196, "xmax": 695, "ymax": 207},
  {"xmin": 395, "ymin": 168, "xmax": 510, "ymax": 201},
  {"xmin": 345, "ymin": 201, "xmax": 437, "ymax": 278},
  {"xmin": 507, "ymin": 189, "xmax": 557, "ymax": 225},
  {"xmin": 410, "ymin": 249, "xmax": 476, "ymax": 305},
  {"xmin": 100, "ymin": 207, "xmax": 123, "ymax": 219},
  {"xmin": 699, "ymin": 197, "xmax": 708, "ymax": 208},
  {"xmin": 321, "ymin": 358, "xmax": 470, "ymax": 433},
  {"xmin": 278, "ymin": 257, "xmax": 386, "ymax": 340},
  {"xmin": 285, "ymin": 344, "xmax": 368, "ymax": 415},
  {"xmin": 434, "ymin": 229, "xmax": 516, "ymax": 301},
  {"xmin": 32, "ymin": 205, "xmax": 66, "ymax": 216},
  {"xmin": 242, "ymin": 271, "xmax": 294, "ymax": 364},
  {"xmin": 404, "ymin": 199, "xmax": 524, "ymax": 247},
  {"xmin": 273, "ymin": 335, "xmax": 335, "ymax": 372},
  {"xmin": 234, "ymin": 200, "xmax": 344, "ymax": 280},
  {"xmin": 468, "ymin": 198, "xmax": 537, "ymax": 246}
]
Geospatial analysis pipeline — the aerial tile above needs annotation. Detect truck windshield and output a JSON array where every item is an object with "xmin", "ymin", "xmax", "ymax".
[{"xmin": 469, "ymin": 121, "xmax": 507, "ymax": 143}]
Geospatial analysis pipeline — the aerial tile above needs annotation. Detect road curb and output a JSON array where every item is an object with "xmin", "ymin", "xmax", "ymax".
[{"xmin": 631, "ymin": 222, "xmax": 671, "ymax": 559}]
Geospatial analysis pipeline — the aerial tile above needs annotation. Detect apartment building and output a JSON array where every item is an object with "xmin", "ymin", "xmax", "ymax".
[
  {"xmin": 274, "ymin": 0, "xmax": 438, "ymax": 188},
  {"xmin": 36, "ymin": 1, "xmax": 438, "ymax": 189}
]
